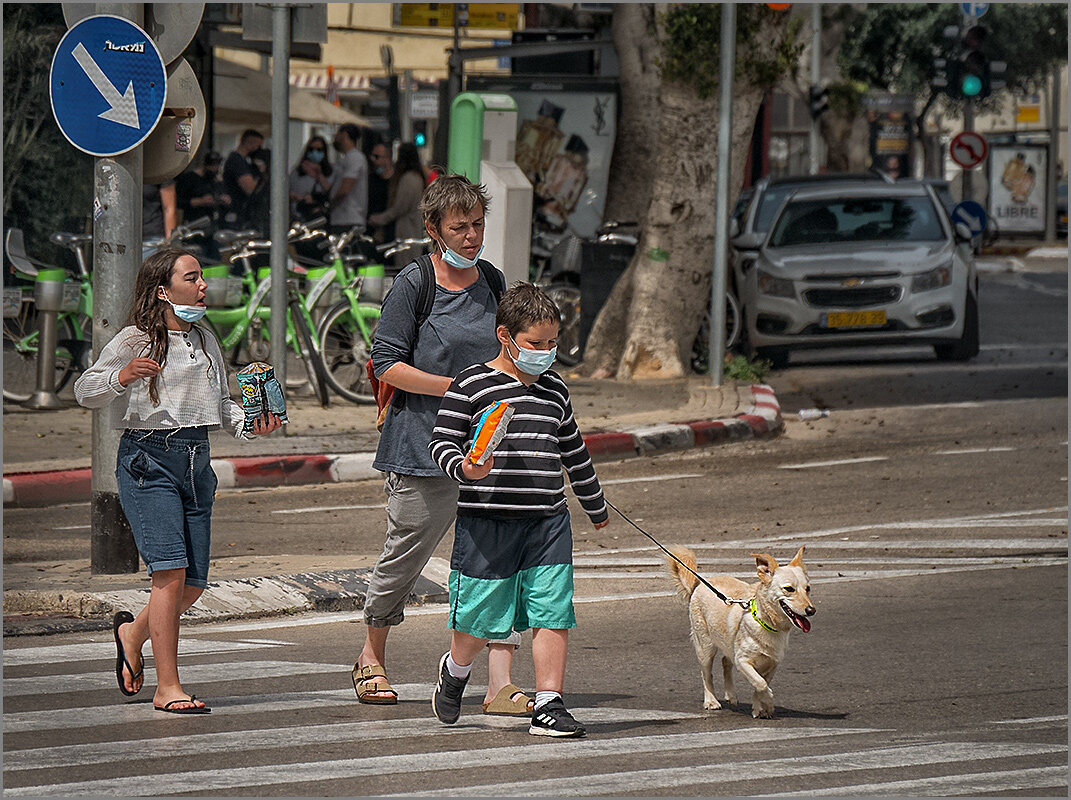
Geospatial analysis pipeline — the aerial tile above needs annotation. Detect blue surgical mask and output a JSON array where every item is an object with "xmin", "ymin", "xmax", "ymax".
[
  {"xmin": 163, "ymin": 291, "xmax": 207, "ymax": 323},
  {"xmin": 440, "ymin": 242, "xmax": 484, "ymax": 270},
  {"xmin": 307, "ymin": 150, "xmax": 324, "ymax": 163},
  {"xmin": 510, "ymin": 335, "xmax": 556, "ymax": 376}
]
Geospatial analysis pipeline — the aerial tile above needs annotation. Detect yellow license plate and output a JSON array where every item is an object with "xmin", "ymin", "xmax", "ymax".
[{"xmin": 824, "ymin": 310, "xmax": 887, "ymax": 328}]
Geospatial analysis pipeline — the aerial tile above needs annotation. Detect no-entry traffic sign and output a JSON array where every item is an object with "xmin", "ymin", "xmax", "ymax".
[
  {"xmin": 949, "ymin": 131, "xmax": 989, "ymax": 170},
  {"xmin": 49, "ymin": 15, "xmax": 166, "ymax": 157}
]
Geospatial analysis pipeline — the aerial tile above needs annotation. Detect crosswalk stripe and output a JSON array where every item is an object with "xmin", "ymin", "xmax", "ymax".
[
  {"xmin": 2, "ymin": 706, "xmax": 704, "ymax": 771},
  {"xmin": 2, "ymin": 726, "xmax": 876, "ymax": 797},
  {"xmin": 377, "ymin": 742, "xmax": 1067, "ymax": 797},
  {"xmin": 2, "ymin": 660, "xmax": 351, "ymax": 697},
  {"xmin": 2, "ymin": 638, "xmax": 294, "ymax": 668},
  {"xmin": 764, "ymin": 765, "xmax": 1069, "ymax": 797},
  {"xmin": 992, "ymin": 714, "xmax": 1068, "ymax": 726}
]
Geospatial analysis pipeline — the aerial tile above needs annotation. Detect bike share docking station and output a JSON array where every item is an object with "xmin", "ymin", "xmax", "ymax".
[
  {"xmin": 448, "ymin": 92, "xmax": 533, "ymax": 287},
  {"xmin": 26, "ymin": 268, "xmax": 81, "ymax": 410}
]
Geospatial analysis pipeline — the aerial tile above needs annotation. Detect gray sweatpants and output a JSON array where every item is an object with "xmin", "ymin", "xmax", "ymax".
[{"xmin": 364, "ymin": 472, "xmax": 459, "ymax": 627}]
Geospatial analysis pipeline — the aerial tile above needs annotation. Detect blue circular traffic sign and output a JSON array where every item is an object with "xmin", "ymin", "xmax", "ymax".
[
  {"xmin": 952, "ymin": 200, "xmax": 988, "ymax": 237},
  {"xmin": 49, "ymin": 15, "xmax": 166, "ymax": 157}
]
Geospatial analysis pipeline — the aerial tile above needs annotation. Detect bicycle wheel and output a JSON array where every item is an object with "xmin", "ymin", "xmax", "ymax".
[
  {"xmin": 316, "ymin": 299, "xmax": 381, "ymax": 404},
  {"xmin": 690, "ymin": 291, "xmax": 742, "ymax": 374},
  {"xmin": 288, "ymin": 296, "xmax": 330, "ymax": 407},
  {"xmin": 244, "ymin": 315, "xmax": 308, "ymax": 390},
  {"xmin": 544, "ymin": 282, "xmax": 581, "ymax": 367},
  {"xmin": 3, "ymin": 301, "xmax": 76, "ymax": 403}
]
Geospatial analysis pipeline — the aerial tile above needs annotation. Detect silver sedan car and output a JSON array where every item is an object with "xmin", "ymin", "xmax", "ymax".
[{"xmin": 741, "ymin": 183, "xmax": 980, "ymax": 368}]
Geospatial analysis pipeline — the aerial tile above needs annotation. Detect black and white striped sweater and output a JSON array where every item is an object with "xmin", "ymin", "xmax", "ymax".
[{"xmin": 429, "ymin": 364, "xmax": 608, "ymax": 523}]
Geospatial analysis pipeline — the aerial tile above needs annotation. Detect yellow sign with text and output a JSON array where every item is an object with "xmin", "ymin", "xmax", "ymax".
[{"xmin": 394, "ymin": 4, "xmax": 521, "ymax": 30}]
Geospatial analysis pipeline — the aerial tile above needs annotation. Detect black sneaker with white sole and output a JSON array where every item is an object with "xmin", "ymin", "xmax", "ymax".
[
  {"xmin": 431, "ymin": 652, "xmax": 469, "ymax": 724},
  {"xmin": 529, "ymin": 697, "xmax": 587, "ymax": 738}
]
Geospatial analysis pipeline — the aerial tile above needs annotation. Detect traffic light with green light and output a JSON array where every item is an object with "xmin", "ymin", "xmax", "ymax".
[{"xmin": 413, "ymin": 120, "xmax": 428, "ymax": 148}]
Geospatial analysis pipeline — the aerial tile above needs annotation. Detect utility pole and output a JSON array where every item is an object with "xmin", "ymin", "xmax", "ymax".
[
  {"xmin": 270, "ymin": 3, "xmax": 290, "ymax": 389},
  {"xmin": 709, "ymin": 2, "xmax": 735, "ymax": 386},
  {"xmin": 1045, "ymin": 67, "xmax": 1060, "ymax": 241},
  {"xmin": 808, "ymin": 3, "xmax": 822, "ymax": 175},
  {"xmin": 91, "ymin": 1, "xmax": 143, "ymax": 574}
]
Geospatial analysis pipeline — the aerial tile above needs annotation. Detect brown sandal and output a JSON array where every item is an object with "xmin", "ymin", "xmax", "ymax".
[
  {"xmin": 482, "ymin": 683, "xmax": 534, "ymax": 716},
  {"xmin": 352, "ymin": 663, "xmax": 398, "ymax": 705}
]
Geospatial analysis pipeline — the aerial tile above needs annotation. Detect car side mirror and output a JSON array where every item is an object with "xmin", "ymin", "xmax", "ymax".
[{"xmin": 953, "ymin": 222, "xmax": 973, "ymax": 243}]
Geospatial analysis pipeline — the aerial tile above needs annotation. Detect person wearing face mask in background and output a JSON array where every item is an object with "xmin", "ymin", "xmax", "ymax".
[
  {"xmin": 353, "ymin": 174, "xmax": 533, "ymax": 717},
  {"xmin": 427, "ymin": 283, "xmax": 609, "ymax": 737},
  {"xmin": 366, "ymin": 139, "xmax": 395, "ymax": 244},
  {"xmin": 74, "ymin": 249, "xmax": 281, "ymax": 715},
  {"xmin": 289, "ymin": 135, "xmax": 334, "ymax": 223},
  {"xmin": 328, "ymin": 123, "xmax": 368, "ymax": 236}
]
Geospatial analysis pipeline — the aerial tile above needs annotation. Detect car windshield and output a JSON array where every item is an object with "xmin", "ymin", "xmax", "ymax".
[
  {"xmin": 767, "ymin": 196, "xmax": 946, "ymax": 247},
  {"xmin": 754, "ymin": 185, "xmax": 799, "ymax": 233}
]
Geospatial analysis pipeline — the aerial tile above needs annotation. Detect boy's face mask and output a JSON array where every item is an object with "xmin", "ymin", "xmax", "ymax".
[{"xmin": 509, "ymin": 335, "xmax": 556, "ymax": 375}]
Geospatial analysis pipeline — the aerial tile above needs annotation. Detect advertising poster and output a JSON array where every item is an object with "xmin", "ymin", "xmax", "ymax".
[
  {"xmin": 988, "ymin": 145, "xmax": 1048, "ymax": 233},
  {"xmin": 867, "ymin": 110, "xmax": 914, "ymax": 179}
]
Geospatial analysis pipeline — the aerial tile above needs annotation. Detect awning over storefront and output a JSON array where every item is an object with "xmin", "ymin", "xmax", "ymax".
[{"xmin": 214, "ymin": 59, "xmax": 369, "ymax": 135}]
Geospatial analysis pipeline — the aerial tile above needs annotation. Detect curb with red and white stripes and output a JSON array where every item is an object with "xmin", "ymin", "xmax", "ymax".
[{"xmin": 3, "ymin": 384, "xmax": 781, "ymax": 508}]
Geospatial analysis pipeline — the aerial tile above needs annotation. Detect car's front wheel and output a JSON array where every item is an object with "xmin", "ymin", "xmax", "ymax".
[{"xmin": 933, "ymin": 294, "xmax": 980, "ymax": 361}]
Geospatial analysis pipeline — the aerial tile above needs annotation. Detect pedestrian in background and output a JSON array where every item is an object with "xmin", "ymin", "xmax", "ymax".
[
  {"xmin": 369, "ymin": 142, "xmax": 426, "ymax": 267},
  {"xmin": 353, "ymin": 174, "xmax": 530, "ymax": 715},
  {"xmin": 328, "ymin": 123, "xmax": 368, "ymax": 235},
  {"xmin": 222, "ymin": 129, "xmax": 265, "ymax": 232},
  {"xmin": 73, "ymin": 249, "xmax": 281, "ymax": 714},
  {"xmin": 367, "ymin": 138, "xmax": 394, "ymax": 243},
  {"xmin": 142, "ymin": 181, "xmax": 177, "ymax": 260},
  {"xmin": 176, "ymin": 151, "xmax": 230, "ymax": 260},
  {"xmin": 428, "ymin": 283, "xmax": 609, "ymax": 737},
  {"xmin": 289, "ymin": 135, "xmax": 333, "ymax": 223}
]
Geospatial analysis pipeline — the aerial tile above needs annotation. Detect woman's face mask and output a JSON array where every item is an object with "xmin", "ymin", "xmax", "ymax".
[{"xmin": 307, "ymin": 149, "xmax": 325, "ymax": 164}]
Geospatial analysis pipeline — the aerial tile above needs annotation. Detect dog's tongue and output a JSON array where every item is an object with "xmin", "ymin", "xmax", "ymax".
[{"xmin": 795, "ymin": 615, "xmax": 811, "ymax": 633}]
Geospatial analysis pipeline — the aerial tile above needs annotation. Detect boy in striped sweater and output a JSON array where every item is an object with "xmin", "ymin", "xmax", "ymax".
[{"xmin": 428, "ymin": 283, "xmax": 609, "ymax": 737}]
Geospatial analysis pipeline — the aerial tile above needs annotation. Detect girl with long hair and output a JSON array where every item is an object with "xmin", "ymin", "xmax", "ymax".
[{"xmin": 74, "ymin": 249, "xmax": 281, "ymax": 714}]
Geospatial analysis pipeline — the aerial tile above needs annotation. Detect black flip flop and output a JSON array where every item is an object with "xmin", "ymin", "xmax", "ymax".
[
  {"xmin": 112, "ymin": 611, "xmax": 143, "ymax": 697},
  {"xmin": 155, "ymin": 696, "xmax": 211, "ymax": 714}
]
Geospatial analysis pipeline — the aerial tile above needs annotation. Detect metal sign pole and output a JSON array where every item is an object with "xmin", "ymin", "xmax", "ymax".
[
  {"xmin": 709, "ymin": 2, "xmax": 735, "ymax": 386},
  {"xmin": 809, "ymin": 3, "xmax": 821, "ymax": 176},
  {"xmin": 1045, "ymin": 67, "xmax": 1059, "ymax": 241},
  {"xmin": 270, "ymin": 3, "xmax": 291, "ymax": 390},
  {"xmin": 90, "ymin": 1, "xmax": 144, "ymax": 574}
]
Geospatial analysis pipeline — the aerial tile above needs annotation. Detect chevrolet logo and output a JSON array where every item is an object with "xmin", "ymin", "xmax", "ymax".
[{"xmin": 842, "ymin": 278, "xmax": 863, "ymax": 287}]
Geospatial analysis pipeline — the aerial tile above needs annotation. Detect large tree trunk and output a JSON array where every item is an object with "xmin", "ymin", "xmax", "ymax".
[{"xmin": 603, "ymin": 3, "xmax": 661, "ymax": 225}]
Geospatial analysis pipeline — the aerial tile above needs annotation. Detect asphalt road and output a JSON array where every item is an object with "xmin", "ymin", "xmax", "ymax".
[{"xmin": 3, "ymin": 264, "xmax": 1067, "ymax": 795}]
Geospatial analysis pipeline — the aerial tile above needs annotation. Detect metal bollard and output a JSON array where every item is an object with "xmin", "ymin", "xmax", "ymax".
[{"xmin": 24, "ymin": 268, "xmax": 71, "ymax": 409}]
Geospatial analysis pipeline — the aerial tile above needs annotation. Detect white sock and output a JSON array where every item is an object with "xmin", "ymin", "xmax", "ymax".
[
  {"xmin": 534, "ymin": 691, "xmax": 561, "ymax": 710},
  {"xmin": 445, "ymin": 653, "xmax": 471, "ymax": 679}
]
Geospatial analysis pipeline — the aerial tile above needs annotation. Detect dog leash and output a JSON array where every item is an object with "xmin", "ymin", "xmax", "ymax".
[{"xmin": 604, "ymin": 499, "xmax": 751, "ymax": 609}]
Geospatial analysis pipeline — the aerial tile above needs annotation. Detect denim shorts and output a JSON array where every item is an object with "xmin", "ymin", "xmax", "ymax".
[{"xmin": 115, "ymin": 427, "xmax": 216, "ymax": 588}]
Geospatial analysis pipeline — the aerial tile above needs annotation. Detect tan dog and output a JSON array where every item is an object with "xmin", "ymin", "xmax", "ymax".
[{"xmin": 667, "ymin": 546, "xmax": 815, "ymax": 718}]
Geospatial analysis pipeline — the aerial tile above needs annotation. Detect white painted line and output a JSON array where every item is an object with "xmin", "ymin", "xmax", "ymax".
[
  {"xmin": 765, "ymin": 766, "xmax": 1070, "ymax": 797},
  {"xmin": 210, "ymin": 458, "xmax": 236, "ymax": 490},
  {"xmin": 2, "ymin": 638, "xmax": 294, "ymax": 668},
  {"xmin": 374, "ymin": 742, "xmax": 1066, "ymax": 798},
  {"xmin": 2, "ymin": 660, "xmax": 352, "ymax": 697},
  {"xmin": 272, "ymin": 503, "xmax": 386, "ymax": 515},
  {"xmin": 329, "ymin": 452, "xmax": 379, "ymax": 483},
  {"xmin": 934, "ymin": 447, "xmax": 1017, "ymax": 455},
  {"xmin": 3, "ymin": 727, "xmax": 875, "ymax": 797},
  {"xmin": 1, "ymin": 706, "xmax": 704, "ymax": 771},
  {"xmin": 50, "ymin": 524, "xmax": 91, "ymax": 531},
  {"xmin": 3, "ymin": 478, "xmax": 14, "ymax": 505},
  {"xmin": 601, "ymin": 473, "xmax": 703, "ymax": 486},
  {"xmin": 992, "ymin": 714, "xmax": 1068, "ymax": 726},
  {"xmin": 779, "ymin": 456, "xmax": 888, "ymax": 470}
]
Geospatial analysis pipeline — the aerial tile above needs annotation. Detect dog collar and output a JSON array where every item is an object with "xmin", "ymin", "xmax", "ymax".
[{"xmin": 750, "ymin": 598, "xmax": 779, "ymax": 632}]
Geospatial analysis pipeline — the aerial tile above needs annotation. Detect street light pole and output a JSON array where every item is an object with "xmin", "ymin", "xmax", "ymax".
[
  {"xmin": 809, "ymin": 2, "xmax": 821, "ymax": 175},
  {"xmin": 270, "ymin": 3, "xmax": 291, "ymax": 390},
  {"xmin": 709, "ymin": 2, "xmax": 735, "ymax": 386}
]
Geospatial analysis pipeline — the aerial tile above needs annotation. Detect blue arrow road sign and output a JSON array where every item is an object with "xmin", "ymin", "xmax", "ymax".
[
  {"xmin": 961, "ymin": 2, "xmax": 989, "ymax": 17},
  {"xmin": 49, "ymin": 15, "xmax": 166, "ymax": 157},
  {"xmin": 952, "ymin": 200, "xmax": 988, "ymax": 237}
]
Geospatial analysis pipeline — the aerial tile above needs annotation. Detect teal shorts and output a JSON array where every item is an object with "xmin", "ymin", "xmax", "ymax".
[{"xmin": 448, "ymin": 512, "xmax": 576, "ymax": 639}]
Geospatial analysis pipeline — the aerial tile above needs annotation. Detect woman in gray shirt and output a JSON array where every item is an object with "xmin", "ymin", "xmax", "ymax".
[{"xmin": 355, "ymin": 174, "xmax": 532, "ymax": 716}]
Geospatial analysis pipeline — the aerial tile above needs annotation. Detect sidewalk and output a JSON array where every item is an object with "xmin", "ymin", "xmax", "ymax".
[{"xmin": 2, "ymin": 375, "xmax": 782, "ymax": 634}]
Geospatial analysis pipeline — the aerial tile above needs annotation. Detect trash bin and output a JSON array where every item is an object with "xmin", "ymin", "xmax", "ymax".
[{"xmin": 578, "ymin": 239, "xmax": 635, "ymax": 359}]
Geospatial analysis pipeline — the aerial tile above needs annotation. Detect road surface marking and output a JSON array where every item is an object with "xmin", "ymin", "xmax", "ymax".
[
  {"xmin": 779, "ymin": 457, "xmax": 888, "ymax": 470},
  {"xmin": 992, "ymin": 714, "xmax": 1067, "ymax": 726},
  {"xmin": 372, "ymin": 742, "xmax": 1067, "ymax": 798},
  {"xmin": 2, "ymin": 638, "xmax": 293, "ymax": 668},
  {"xmin": 272, "ymin": 503, "xmax": 385, "ymax": 515},
  {"xmin": 3, "ymin": 727, "xmax": 875, "ymax": 797},
  {"xmin": 934, "ymin": 447, "xmax": 1017, "ymax": 455},
  {"xmin": 601, "ymin": 473, "xmax": 704, "ymax": 486},
  {"xmin": 50, "ymin": 524, "xmax": 90, "ymax": 531},
  {"xmin": 765, "ymin": 766, "xmax": 1069, "ymax": 797}
]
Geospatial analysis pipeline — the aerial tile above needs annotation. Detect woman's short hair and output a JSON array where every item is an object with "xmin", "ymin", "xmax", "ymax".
[
  {"xmin": 419, "ymin": 172, "xmax": 491, "ymax": 233},
  {"xmin": 495, "ymin": 282, "xmax": 560, "ymax": 338}
]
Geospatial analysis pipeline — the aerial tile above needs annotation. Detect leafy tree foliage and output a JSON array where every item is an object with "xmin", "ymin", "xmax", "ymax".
[{"xmin": 4, "ymin": 4, "xmax": 93, "ymax": 267}]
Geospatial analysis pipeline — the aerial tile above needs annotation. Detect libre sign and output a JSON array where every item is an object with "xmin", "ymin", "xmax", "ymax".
[{"xmin": 49, "ymin": 15, "xmax": 166, "ymax": 157}]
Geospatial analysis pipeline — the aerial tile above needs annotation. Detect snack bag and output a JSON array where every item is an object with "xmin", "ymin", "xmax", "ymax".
[
  {"xmin": 236, "ymin": 362, "xmax": 289, "ymax": 433},
  {"xmin": 467, "ymin": 401, "xmax": 513, "ymax": 465}
]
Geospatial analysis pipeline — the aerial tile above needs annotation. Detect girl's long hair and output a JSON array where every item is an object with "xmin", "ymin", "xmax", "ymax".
[{"xmin": 128, "ymin": 248, "xmax": 207, "ymax": 405}]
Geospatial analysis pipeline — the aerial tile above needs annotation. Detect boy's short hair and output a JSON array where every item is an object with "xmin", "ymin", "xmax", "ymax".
[
  {"xmin": 496, "ymin": 283, "xmax": 560, "ymax": 337},
  {"xmin": 420, "ymin": 172, "xmax": 491, "ymax": 233}
]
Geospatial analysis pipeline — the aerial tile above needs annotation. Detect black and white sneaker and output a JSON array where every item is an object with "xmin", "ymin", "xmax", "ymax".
[
  {"xmin": 529, "ymin": 698, "xmax": 587, "ymax": 738},
  {"xmin": 431, "ymin": 652, "xmax": 468, "ymax": 725}
]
